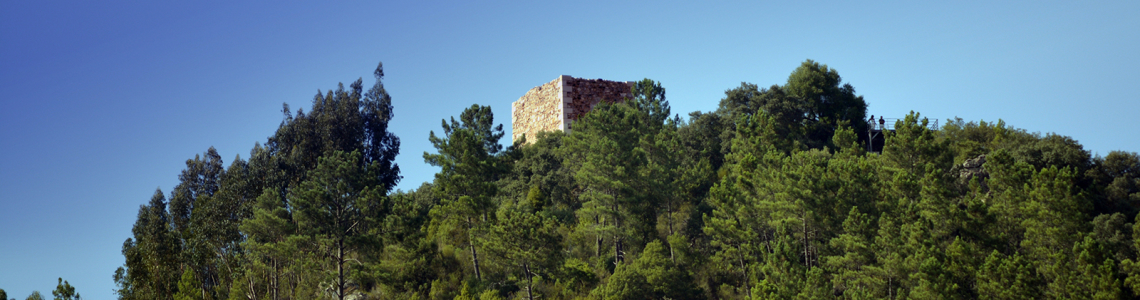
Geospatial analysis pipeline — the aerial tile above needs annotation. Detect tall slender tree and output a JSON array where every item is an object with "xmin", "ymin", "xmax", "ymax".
[
  {"xmin": 116, "ymin": 189, "xmax": 181, "ymax": 300},
  {"xmin": 291, "ymin": 150, "xmax": 386, "ymax": 300},
  {"xmin": 425, "ymin": 104, "xmax": 507, "ymax": 281},
  {"xmin": 564, "ymin": 101, "xmax": 654, "ymax": 265}
]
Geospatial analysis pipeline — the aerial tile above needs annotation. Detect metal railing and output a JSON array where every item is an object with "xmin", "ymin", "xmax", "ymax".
[{"xmin": 868, "ymin": 118, "xmax": 939, "ymax": 131}]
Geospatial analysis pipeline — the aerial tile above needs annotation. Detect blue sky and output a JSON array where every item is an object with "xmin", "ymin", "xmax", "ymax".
[{"xmin": 2, "ymin": 1, "xmax": 1137, "ymax": 298}]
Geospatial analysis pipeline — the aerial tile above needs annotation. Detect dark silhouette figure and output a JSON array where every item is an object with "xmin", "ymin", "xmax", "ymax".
[{"xmin": 879, "ymin": 116, "xmax": 885, "ymax": 130}]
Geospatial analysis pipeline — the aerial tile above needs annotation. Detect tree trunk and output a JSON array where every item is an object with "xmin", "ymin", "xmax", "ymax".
[
  {"xmin": 524, "ymin": 262, "xmax": 535, "ymax": 300},
  {"xmin": 470, "ymin": 236, "xmax": 482, "ymax": 280},
  {"xmin": 272, "ymin": 258, "xmax": 278, "ymax": 300},
  {"xmin": 803, "ymin": 224, "xmax": 809, "ymax": 267},
  {"xmin": 596, "ymin": 237, "xmax": 604, "ymax": 258},
  {"xmin": 666, "ymin": 202, "xmax": 676, "ymax": 264},
  {"xmin": 595, "ymin": 215, "xmax": 603, "ymax": 258},
  {"xmin": 668, "ymin": 241, "xmax": 676, "ymax": 265},
  {"xmin": 250, "ymin": 274, "xmax": 258, "ymax": 300},
  {"xmin": 614, "ymin": 202, "xmax": 623, "ymax": 264},
  {"xmin": 338, "ymin": 237, "xmax": 345, "ymax": 300},
  {"xmin": 614, "ymin": 235, "xmax": 622, "ymax": 264},
  {"xmin": 466, "ymin": 217, "xmax": 483, "ymax": 280},
  {"xmin": 767, "ymin": 231, "xmax": 776, "ymax": 254},
  {"xmin": 888, "ymin": 277, "xmax": 893, "ymax": 299},
  {"xmin": 740, "ymin": 255, "xmax": 752, "ymax": 299},
  {"xmin": 801, "ymin": 210, "xmax": 811, "ymax": 267}
]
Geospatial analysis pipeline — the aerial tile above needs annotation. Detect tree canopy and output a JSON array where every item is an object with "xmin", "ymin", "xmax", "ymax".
[{"xmin": 113, "ymin": 59, "xmax": 1139, "ymax": 299}]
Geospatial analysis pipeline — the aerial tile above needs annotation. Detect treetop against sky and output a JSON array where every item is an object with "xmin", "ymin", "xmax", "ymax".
[{"xmin": 1, "ymin": 1, "xmax": 1138, "ymax": 298}]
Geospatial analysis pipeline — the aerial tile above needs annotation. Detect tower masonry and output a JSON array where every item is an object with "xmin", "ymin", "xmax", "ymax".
[{"xmin": 511, "ymin": 75, "xmax": 633, "ymax": 144}]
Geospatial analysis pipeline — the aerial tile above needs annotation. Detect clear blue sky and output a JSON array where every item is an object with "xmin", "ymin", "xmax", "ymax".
[{"xmin": 2, "ymin": 1, "xmax": 1137, "ymax": 298}]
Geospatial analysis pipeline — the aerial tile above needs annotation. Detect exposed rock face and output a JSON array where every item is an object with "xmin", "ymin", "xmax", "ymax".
[
  {"xmin": 956, "ymin": 154, "xmax": 989, "ymax": 188},
  {"xmin": 511, "ymin": 75, "xmax": 633, "ymax": 144}
]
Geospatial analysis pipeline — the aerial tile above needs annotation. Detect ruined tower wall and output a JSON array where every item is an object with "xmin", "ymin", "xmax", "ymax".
[
  {"xmin": 511, "ymin": 75, "xmax": 633, "ymax": 144},
  {"xmin": 563, "ymin": 77, "xmax": 633, "ymax": 122},
  {"xmin": 511, "ymin": 77, "xmax": 563, "ymax": 144}
]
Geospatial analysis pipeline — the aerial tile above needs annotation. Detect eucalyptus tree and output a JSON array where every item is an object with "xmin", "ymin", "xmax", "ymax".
[
  {"xmin": 116, "ymin": 189, "xmax": 181, "ymax": 300},
  {"xmin": 231, "ymin": 61, "xmax": 402, "ymax": 299},
  {"xmin": 169, "ymin": 147, "xmax": 260, "ymax": 299},
  {"xmin": 265, "ymin": 62, "xmax": 401, "ymax": 196}
]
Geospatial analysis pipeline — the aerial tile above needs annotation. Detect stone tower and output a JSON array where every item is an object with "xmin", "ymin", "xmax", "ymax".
[{"xmin": 511, "ymin": 75, "xmax": 633, "ymax": 144}]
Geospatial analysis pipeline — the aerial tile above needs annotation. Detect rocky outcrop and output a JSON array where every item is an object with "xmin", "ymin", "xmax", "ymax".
[{"xmin": 955, "ymin": 154, "xmax": 988, "ymax": 189}]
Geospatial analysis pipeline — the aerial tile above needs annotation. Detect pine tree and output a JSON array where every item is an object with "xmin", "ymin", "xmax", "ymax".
[
  {"xmin": 425, "ymin": 104, "xmax": 507, "ymax": 281},
  {"xmin": 51, "ymin": 278, "xmax": 80, "ymax": 300},
  {"xmin": 483, "ymin": 205, "xmax": 563, "ymax": 300},
  {"xmin": 291, "ymin": 150, "xmax": 386, "ymax": 300}
]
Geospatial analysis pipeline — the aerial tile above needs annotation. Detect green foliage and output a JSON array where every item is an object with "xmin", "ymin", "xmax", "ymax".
[
  {"xmin": 623, "ymin": 240, "xmax": 703, "ymax": 299},
  {"xmin": 425, "ymin": 104, "xmax": 508, "ymax": 283},
  {"xmin": 25, "ymin": 291, "xmax": 44, "ymax": 300},
  {"xmin": 629, "ymin": 78, "xmax": 671, "ymax": 127},
  {"xmin": 483, "ymin": 205, "xmax": 564, "ymax": 300},
  {"xmin": 1090, "ymin": 151, "xmax": 1140, "ymax": 216},
  {"xmin": 115, "ymin": 61, "xmax": 401, "ymax": 300},
  {"xmin": 116, "ymin": 189, "xmax": 180, "ymax": 300},
  {"xmin": 115, "ymin": 59, "xmax": 1140, "ymax": 299},
  {"xmin": 716, "ymin": 59, "xmax": 869, "ymax": 151},
  {"xmin": 51, "ymin": 278, "xmax": 80, "ymax": 300},
  {"xmin": 173, "ymin": 269, "xmax": 201, "ymax": 300},
  {"xmin": 564, "ymin": 101, "xmax": 657, "ymax": 265},
  {"xmin": 291, "ymin": 150, "xmax": 386, "ymax": 300},
  {"xmin": 976, "ymin": 251, "xmax": 1041, "ymax": 300}
]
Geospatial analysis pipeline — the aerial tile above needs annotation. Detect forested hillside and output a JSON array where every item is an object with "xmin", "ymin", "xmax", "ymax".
[{"xmin": 113, "ymin": 60, "xmax": 1140, "ymax": 300}]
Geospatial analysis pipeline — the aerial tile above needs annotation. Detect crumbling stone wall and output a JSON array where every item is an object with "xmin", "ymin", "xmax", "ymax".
[
  {"xmin": 511, "ymin": 77, "xmax": 563, "ymax": 144},
  {"xmin": 563, "ymin": 77, "xmax": 633, "ymax": 121},
  {"xmin": 511, "ymin": 75, "xmax": 632, "ymax": 144}
]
